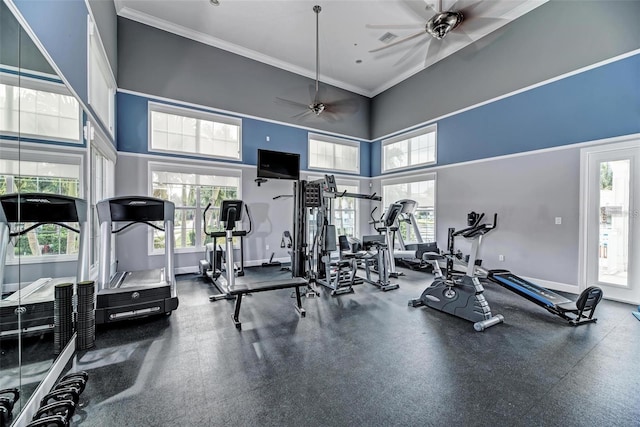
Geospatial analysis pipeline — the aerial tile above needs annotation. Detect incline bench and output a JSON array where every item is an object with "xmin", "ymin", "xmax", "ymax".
[{"xmin": 213, "ymin": 277, "xmax": 308, "ymax": 329}]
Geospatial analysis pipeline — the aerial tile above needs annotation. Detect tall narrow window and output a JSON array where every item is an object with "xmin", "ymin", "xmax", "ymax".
[{"xmin": 88, "ymin": 16, "xmax": 116, "ymax": 136}]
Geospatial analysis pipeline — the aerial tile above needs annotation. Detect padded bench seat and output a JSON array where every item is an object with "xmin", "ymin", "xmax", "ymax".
[{"xmin": 220, "ymin": 277, "xmax": 308, "ymax": 329}]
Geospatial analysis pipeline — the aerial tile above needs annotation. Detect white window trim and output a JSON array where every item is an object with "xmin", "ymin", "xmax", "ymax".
[
  {"xmin": 0, "ymin": 71, "xmax": 83, "ymax": 144},
  {"xmin": 87, "ymin": 15, "xmax": 116, "ymax": 137},
  {"xmin": 1, "ymin": 146, "xmax": 84, "ymax": 265},
  {"xmin": 382, "ymin": 124, "xmax": 437, "ymax": 173},
  {"xmin": 147, "ymin": 160, "xmax": 242, "ymax": 256},
  {"xmin": 148, "ymin": 101, "xmax": 243, "ymax": 161},
  {"xmin": 308, "ymin": 133, "xmax": 360, "ymax": 174}
]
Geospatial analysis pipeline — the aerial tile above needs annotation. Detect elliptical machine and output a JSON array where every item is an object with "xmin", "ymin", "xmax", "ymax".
[{"xmin": 409, "ymin": 213, "xmax": 504, "ymax": 332}]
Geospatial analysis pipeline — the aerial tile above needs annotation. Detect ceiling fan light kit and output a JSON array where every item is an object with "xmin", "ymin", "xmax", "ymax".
[{"xmin": 426, "ymin": 11, "xmax": 463, "ymax": 39}]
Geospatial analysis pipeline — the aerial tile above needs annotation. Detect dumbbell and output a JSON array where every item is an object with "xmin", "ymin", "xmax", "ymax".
[
  {"xmin": 0, "ymin": 388, "xmax": 20, "ymax": 427},
  {"xmin": 24, "ymin": 414, "xmax": 69, "ymax": 427},
  {"xmin": 32, "ymin": 400, "xmax": 76, "ymax": 423}
]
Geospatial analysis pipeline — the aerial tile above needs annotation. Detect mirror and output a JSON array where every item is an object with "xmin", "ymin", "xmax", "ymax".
[{"xmin": 0, "ymin": 1, "xmax": 86, "ymax": 422}]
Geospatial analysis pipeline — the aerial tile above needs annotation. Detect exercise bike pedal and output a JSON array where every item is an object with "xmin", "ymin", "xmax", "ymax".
[{"xmin": 408, "ymin": 298, "xmax": 424, "ymax": 307}]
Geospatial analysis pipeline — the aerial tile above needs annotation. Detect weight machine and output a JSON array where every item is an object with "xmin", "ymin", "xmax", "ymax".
[{"xmin": 293, "ymin": 175, "xmax": 381, "ymax": 296}]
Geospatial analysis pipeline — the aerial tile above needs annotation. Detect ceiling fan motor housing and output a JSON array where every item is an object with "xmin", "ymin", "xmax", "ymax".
[{"xmin": 426, "ymin": 11, "xmax": 463, "ymax": 39}]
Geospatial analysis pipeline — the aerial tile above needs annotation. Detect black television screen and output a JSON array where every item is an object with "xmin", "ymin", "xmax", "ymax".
[{"xmin": 257, "ymin": 149, "xmax": 300, "ymax": 180}]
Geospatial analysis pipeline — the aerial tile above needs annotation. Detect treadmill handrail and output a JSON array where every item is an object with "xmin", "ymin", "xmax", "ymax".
[
  {"xmin": 9, "ymin": 221, "xmax": 80, "ymax": 237},
  {"xmin": 111, "ymin": 220, "xmax": 165, "ymax": 233}
]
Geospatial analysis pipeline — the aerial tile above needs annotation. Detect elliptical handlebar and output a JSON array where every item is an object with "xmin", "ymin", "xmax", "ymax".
[{"xmin": 203, "ymin": 202, "xmax": 212, "ymax": 236}]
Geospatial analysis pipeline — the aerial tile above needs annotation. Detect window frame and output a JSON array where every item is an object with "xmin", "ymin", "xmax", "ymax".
[
  {"xmin": 148, "ymin": 101, "xmax": 243, "ymax": 161},
  {"xmin": 147, "ymin": 161, "xmax": 242, "ymax": 256},
  {"xmin": 381, "ymin": 124, "xmax": 437, "ymax": 173},
  {"xmin": 87, "ymin": 15, "xmax": 116, "ymax": 137},
  {"xmin": 308, "ymin": 133, "xmax": 360, "ymax": 174},
  {"xmin": 0, "ymin": 144, "xmax": 84, "ymax": 265},
  {"xmin": 88, "ymin": 126, "xmax": 116, "ymax": 275},
  {"xmin": 0, "ymin": 71, "xmax": 82, "ymax": 144},
  {"xmin": 381, "ymin": 172, "xmax": 437, "ymax": 243}
]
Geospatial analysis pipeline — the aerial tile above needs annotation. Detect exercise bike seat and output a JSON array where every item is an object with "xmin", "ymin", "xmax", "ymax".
[{"xmin": 555, "ymin": 286, "xmax": 603, "ymax": 325}]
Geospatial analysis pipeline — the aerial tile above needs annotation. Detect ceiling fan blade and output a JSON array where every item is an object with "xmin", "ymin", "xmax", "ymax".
[
  {"xmin": 276, "ymin": 97, "xmax": 311, "ymax": 110},
  {"xmin": 400, "ymin": 0, "xmax": 435, "ymax": 20},
  {"xmin": 366, "ymin": 23, "xmax": 424, "ymax": 30},
  {"xmin": 292, "ymin": 110, "xmax": 313, "ymax": 120},
  {"xmin": 369, "ymin": 31, "xmax": 426, "ymax": 53},
  {"xmin": 449, "ymin": 0, "xmax": 482, "ymax": 13},
  {"xmin": 458, "ymin": 0, "xmax": 485, "ymax": 16},
  {"xmin": 325, "ymin": 98, "xmax": 359, "ymax": 116},
  {"xmin": 394, "ymin": 36, "xmax": 431, "ymax": 66},
  {"xmin": 425, "ymin": 36, "xmax": 443, "ymax": 62}
]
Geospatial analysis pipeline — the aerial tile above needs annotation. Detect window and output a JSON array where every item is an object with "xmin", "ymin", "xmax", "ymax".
[
  {"xmin": 149, "ymin": 163, "xmax": 241, "ymax": 252},
  {"xmin": 382, "ymin": 173, "xmax": 436, "ymax": 242},
  {"xmin": 88, "ymin": 16, "xmax": 116, "ymax": 135},
  {"xmin": 149, "ymin": 102, "xmax": 242, "ymax": 160},
  {"xmin": 0, "ymin": 74, "xmax": 81, "ymax": 142},
  {"xmin": 0, "ymin": 148, "xmax": 82, "ymax": 263},
  {"xmin": 308, "ymin": 133, "xmax": 360, "ymax": 173},
  {"xmin": 382, "ymin": 125, "xmax": 436, "ymax": 172}
]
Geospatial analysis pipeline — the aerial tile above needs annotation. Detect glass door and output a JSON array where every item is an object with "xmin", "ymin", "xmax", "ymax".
[{"xmin": 583, "ymin": 141, "xmax": 640, "ymax": 304}]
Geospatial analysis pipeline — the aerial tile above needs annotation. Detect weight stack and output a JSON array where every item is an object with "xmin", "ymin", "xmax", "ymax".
[
  {"xmin": 54, "ymin": 282, "xmax": 74, "ymax": 355},
  {"xmin": 76, "ymin": 281, "xmax": 96, "ymax": 351}
]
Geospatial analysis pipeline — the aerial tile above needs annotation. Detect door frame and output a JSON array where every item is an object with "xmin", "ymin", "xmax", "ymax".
[{"xmin": 579, "ymin": 134, "xmax": 640, "ymax": 303}]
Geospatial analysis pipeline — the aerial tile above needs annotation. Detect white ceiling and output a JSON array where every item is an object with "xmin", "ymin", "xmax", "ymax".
[{"xmin": 114, "ymin": 0, "xmax": 547, "ymax": 97}]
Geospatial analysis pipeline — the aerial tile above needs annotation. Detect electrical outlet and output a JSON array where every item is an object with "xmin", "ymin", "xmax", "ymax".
[
  {"xmin": 499, "ymin": 255, "xmax": 505, "ymax": 262},
  {"xmin": 266, "ymin": 244, "xmax": 269, "ymax": 250},
  {"xmin": 555, "ymin": 217, "xmax": 562, "ymax": 225}
]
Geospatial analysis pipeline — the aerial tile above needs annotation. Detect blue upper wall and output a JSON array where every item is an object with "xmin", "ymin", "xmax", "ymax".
[
  {"xmin": 11, "ymin": 0, "xmax": 89, "ymax": 103},
  {"xmin": 371, "ymin": 53, "xmax": 640, "ymax": 176},
  {"xmin": 117, "ymin": 91, "xmax": 371, "ymax": 177}
]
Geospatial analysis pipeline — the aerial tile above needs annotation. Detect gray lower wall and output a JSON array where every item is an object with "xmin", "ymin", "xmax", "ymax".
[
  {"xmin": 372, "ymin": 145, "xmax": 582, "ymax": 288},
  {"xmin": 3, "ymin": 261, "xmax": 77, "ymax": 286},
  {"xmin": 371, "ymin": 0, "xmax": 640, "ymax": 139},
  {"xmin": 114, "ymin": 154, "xmax": 374, "ymax": 272}
]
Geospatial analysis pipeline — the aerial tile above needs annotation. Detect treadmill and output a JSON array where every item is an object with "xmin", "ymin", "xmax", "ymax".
[
  {"xmin": 95, "ymin": 196, "xmax": 179, "ymax": 324},
  {"xmin": 0, "ymin": 193, "xmax": 89, "ymax": 337}
]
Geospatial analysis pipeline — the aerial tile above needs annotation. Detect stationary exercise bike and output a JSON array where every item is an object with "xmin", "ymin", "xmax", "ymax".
[{"xmin": 409, "ymin": 213, "xmax": 504, "ymax": 332}]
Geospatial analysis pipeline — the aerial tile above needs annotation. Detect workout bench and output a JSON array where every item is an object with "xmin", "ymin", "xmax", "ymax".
[{"xmin": 221, "ymin": 277, "xmax": 308, "ymax": 329}]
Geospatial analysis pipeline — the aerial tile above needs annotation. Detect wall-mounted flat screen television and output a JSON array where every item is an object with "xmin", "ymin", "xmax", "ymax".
[{"xmin": 257, "ymin": 149, "xmax": 300, "ymax": 180}]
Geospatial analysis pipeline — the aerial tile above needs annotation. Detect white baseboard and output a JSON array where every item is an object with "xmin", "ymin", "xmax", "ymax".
[{"xmin": 520, "ymin": 275, "xmax": 579, "ymax": 295}]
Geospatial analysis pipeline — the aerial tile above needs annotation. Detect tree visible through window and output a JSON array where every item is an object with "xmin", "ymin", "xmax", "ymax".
[
  {"xmin": 151, "ymin": 169, "xmax": 240, "ymax": 251},
  {"xmin": 0, "ymin": 158, "xmax": 81, "ymax": 259}
]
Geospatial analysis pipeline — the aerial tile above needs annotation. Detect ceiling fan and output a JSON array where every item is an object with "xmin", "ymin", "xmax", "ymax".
[
  {"xmin": 368, "ymin": 0, "xmax": 500, "ymax": 61},
  {"xmin": 276, "ymin": 5, "xmax": 356, "ymax": 122}
]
